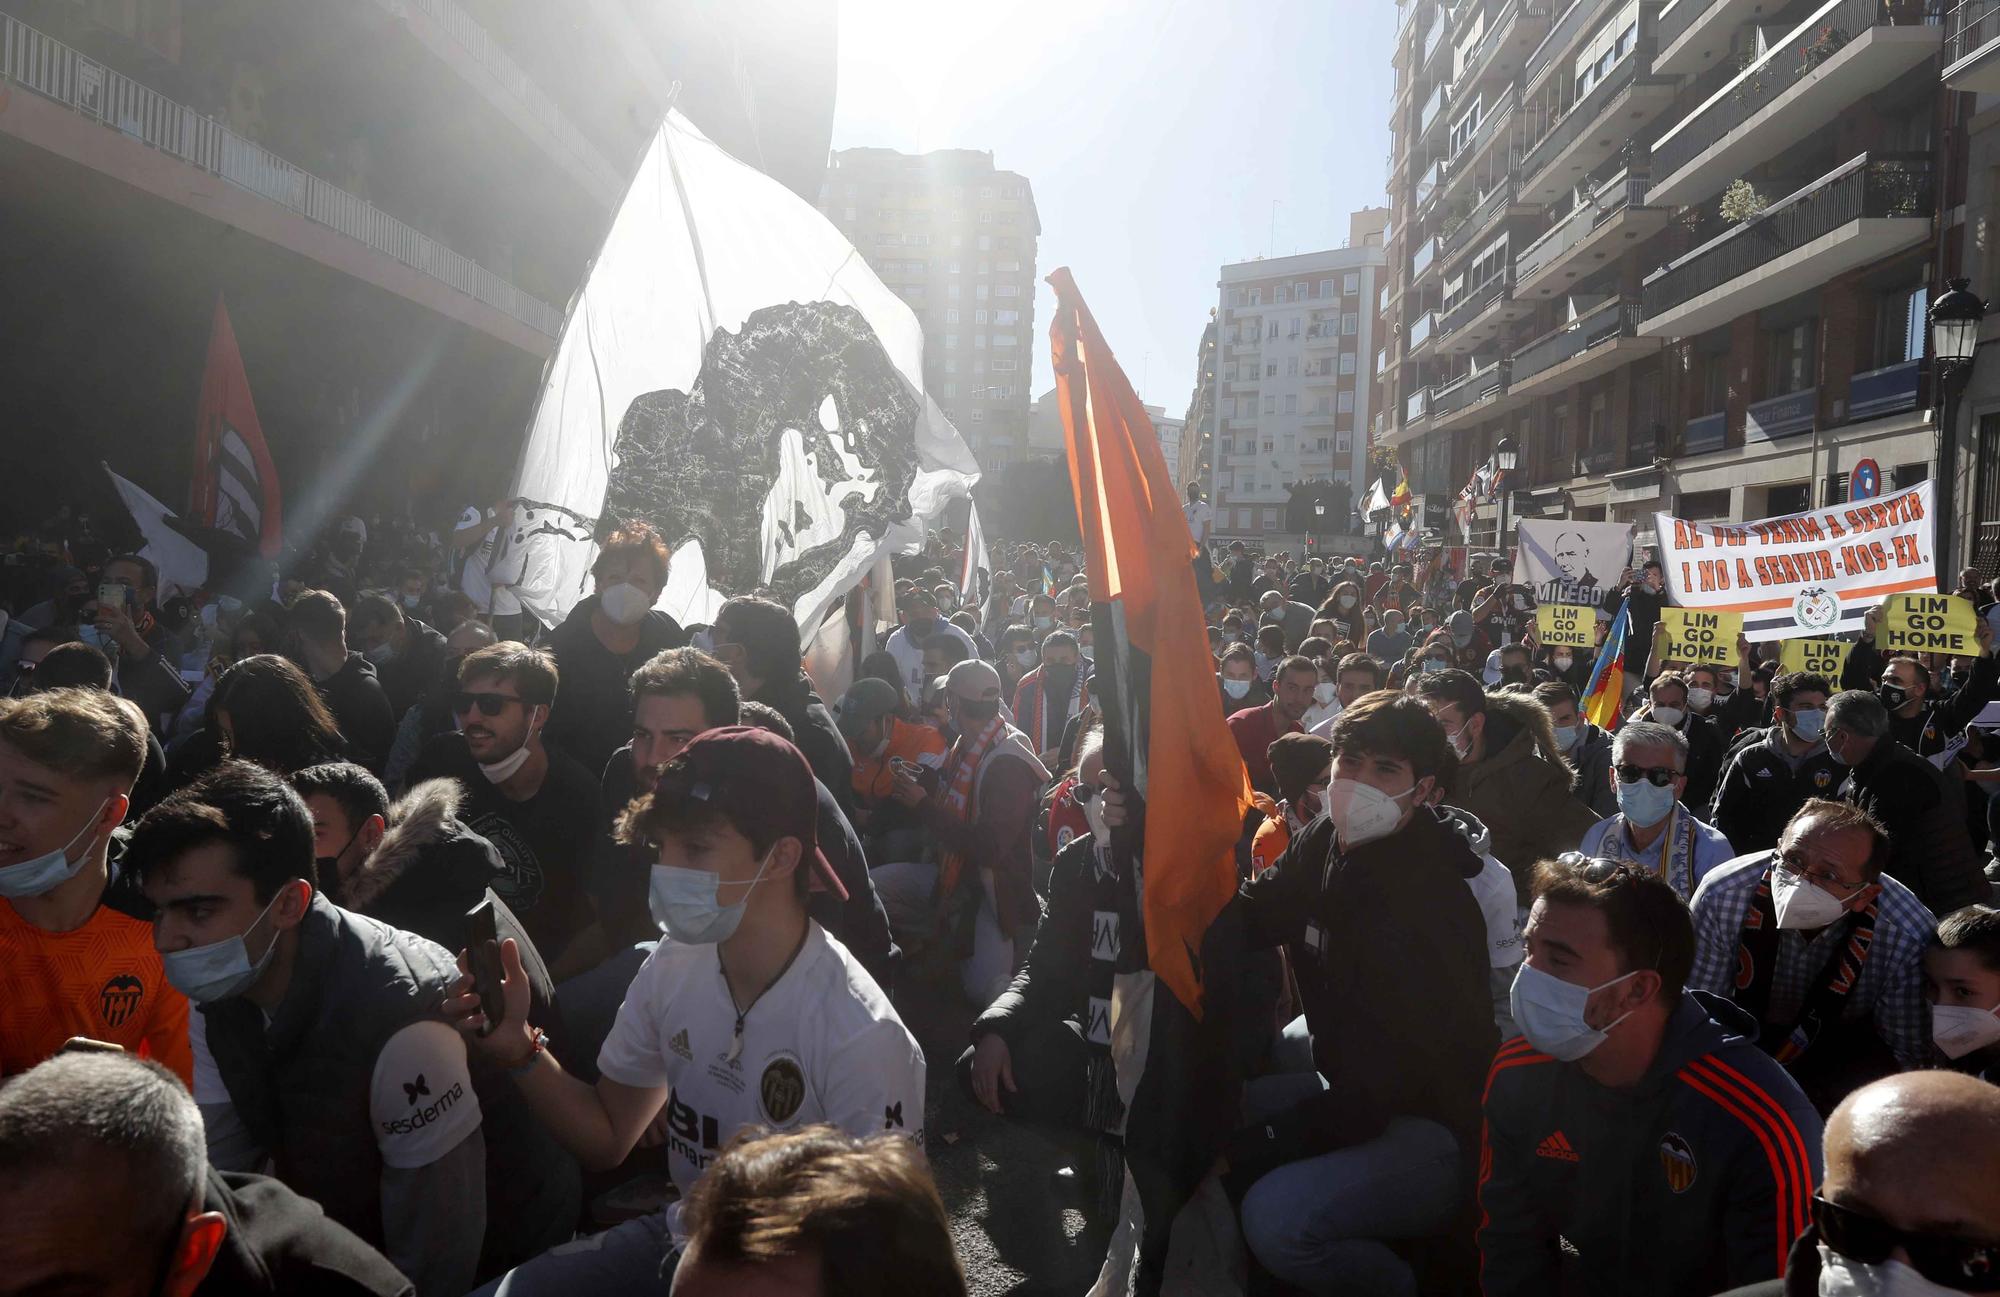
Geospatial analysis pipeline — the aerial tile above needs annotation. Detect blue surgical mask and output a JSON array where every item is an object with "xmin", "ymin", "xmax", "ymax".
[
  {"xmin": 1222, "ymin": 677, "xmax": 1252, "ymax": 700},
  {"xmin": 0, "ymin": 798, "xmax": 109, "ymax": 899},
  {"xmin": 1789, "ymin": 708, "xmax": 1826, "ymax": 742},
  {"xmin": 1553, "ymin": 724, "xmax": 1580, "ymax": 752},
  {"xmin": 161, "ymin": 891, "xmax": 286, "ymax": 1004},
  {"xmin": 649, "ymin": 847, "xmax": 786, "ymax": 945},
  {"xmin": 1510, "ymin": 962, "xmax": 1639, "ymax": 1062},
  {"xmin": 1616, "ymin": 775, "xmax": 1678, "ymax": 829}
]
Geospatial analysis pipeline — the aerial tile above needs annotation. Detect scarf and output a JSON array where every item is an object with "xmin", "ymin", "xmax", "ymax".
[
  {"xmin": 1607, "ymin": 803, "xmax": 1699, "ymax": 898},
  {"xmin": 1734, "ymin": 862, "xmax": 1878, "ymax": 1064},
  {"xmin": 1079, "ymin": 836, "xmax": 1134, "ymax": 1136},
  {"xmin": 936, "ymin": 711, "xmax": 1009, "ymax": 898},
  {"xmin": 1024, "ymin": 668, "xmax": 1089, "ymax": 751}
]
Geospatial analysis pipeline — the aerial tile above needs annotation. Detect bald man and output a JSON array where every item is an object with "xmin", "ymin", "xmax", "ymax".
[{"xmin": 1717, "ymin": 1069, "xmax": 2000, "ymax": 1295}]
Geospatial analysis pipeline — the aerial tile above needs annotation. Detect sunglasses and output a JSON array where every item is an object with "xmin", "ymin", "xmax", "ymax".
[
  {"xmin": 1556, "ymin": 852, "xmax": 1643, "ymax": 885},
  {"xmin": 451, "ymin": 690, "xmax": 524, "ymax": 718},
  {"xmin": 1615, "ymin": 764, "xmax": 1679, "ymax": 787},
  {"xmin": 1814, "ymin": 1195, "xmax": 2000, "ymax": 1291}
]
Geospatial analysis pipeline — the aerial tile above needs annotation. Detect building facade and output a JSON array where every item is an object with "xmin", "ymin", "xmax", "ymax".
[
  {"xmin": 1381, "ymin": 0, "xmax": 1957, "ymax": 553},
  {"xmin": 1209, "ymin": 212, "xmax": 1388, "ymax": 542},
  {"xmin": 1151, "ymin": 406, "xmax": 1187, "ymax": 490},
  {"xmin": 820, "ymin": 146, "xmax": 1041, "ymax": 469}
]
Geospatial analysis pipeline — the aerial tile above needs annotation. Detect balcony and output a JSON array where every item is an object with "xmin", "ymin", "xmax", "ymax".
[
  {"xmin": 1515, "ymin": 171, "xmax": 1672, "ymax": 298},
  {"xmin": 1658, "ymin": 0, "xmax": 1786, "ymax": 78},
  {"xmin": 1438, "ymin": 274, "xmax": 1532, "ymax": 355},
  {"xmin": 1412, "ymin": 235, "xmax": 1441, "ymax": 281},
  {"xmin": 1747, "ymin": 388, "xmax": 1818, "ymax": 442},
  {"xmin": 1440, "ymin": 178, "xmax": 1526, "ymax": 263},
  {"xmin": 1509, "ymin": 299, "xmax": 1660, "ymax": 394},
  {"xmin": 1440, "ymin": 89, "xmax": 1519, "ymax": 207},
  {"xmin": 1409, "ymin": 310, "xmax": 1439, "ymax": 351},
  {"xmin": 1526, "ymin": 0, "xmax": 1615, "ymax": 89},
  {"xmin": 1648, "ymin": 0, "xmax": 1943, "ymax": 208},
  {"xmin": 1682, "ymin": 411, "xmax": 1728, "ymax": 454},
  {"xmin": 1848, "ymin": 358, "xmax": 1922, "ymax": 421},
  {"xmin": 1407, "ymin": 386, "xmax": 1434, "ymax": 423},
  {"xmin": 1576, "ymin": 445, "xmax": 1621, "ymax": 475},
  {"xmin": 1421, "ymin": 6, "xmax": 1450, "ymax": 69},
  {"xmin": 1431, "ymin": 359, "xmax": 1510, "ymax": 423},
  {"xmin": 1945, "ymin": 0, "xmax": 2000, "ymax": 89},
  {"xmin": 0, "ymin": 12, "xmax": 562, "ymax": 344},
  {"xmin": 1456, "ymin": 0, "xmax": 1555, "ymax": 95},
  {"xmin": 1640, "ymin": 153, "xmax": 1934, "ymax": 338},
  {"xmin": 1517, "ymin": 44, "xmax": 1678, "ymax": 205},
  {"xmin": 1415, "ymin": 159, "xmax": 1443, "ymax": 209},
  {"xmin": 1420, "ymin": 81, "xmax": 1452, "ymax": 137}
]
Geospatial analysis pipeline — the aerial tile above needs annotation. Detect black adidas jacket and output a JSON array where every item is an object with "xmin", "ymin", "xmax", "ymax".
[{"xmin": 1709, "ymin": 728, "xmax": 1845, "ymax": 855}]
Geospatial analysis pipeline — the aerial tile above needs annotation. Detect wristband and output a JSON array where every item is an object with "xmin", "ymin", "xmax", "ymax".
[{"xmin": 506, "ymin": 1028, "xmax": 550, "ymax": 1077}]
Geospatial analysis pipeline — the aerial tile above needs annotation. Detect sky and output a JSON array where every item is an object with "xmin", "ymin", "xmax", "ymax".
[{"xmin": 832, "ymin": 0, "xmax": 1399, "ymax": 415}]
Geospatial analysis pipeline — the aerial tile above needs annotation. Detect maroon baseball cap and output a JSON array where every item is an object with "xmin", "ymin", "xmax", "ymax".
[{"xmin": 649, "ymin": 726, "xmax": 847, "ymax": 901}]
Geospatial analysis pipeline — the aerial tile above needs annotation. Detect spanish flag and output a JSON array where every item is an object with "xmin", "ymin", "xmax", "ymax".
[
  {"xmin": 1583, "ymin": 598, "xmax": 1632, "ymax": 730},
  {"xmin": 1049, "ymin": 267, "xmax": 1253, "ymax": 1017},
  {"xmin": 1390, "ymin": 469, "xmax": 1413, "ymax": 512}
]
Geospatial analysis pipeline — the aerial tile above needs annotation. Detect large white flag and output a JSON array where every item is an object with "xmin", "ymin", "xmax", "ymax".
[
  {"xmin": 493, "ymin": 109, "xmax": 981, "ymax": 632},
  {"xmin": 104, "ymin": 465, "xmax": 209, "ymax": 600},
  {"xmin": 1361, "ymin": 478, "xmax": 1392, "ymax": 521}
]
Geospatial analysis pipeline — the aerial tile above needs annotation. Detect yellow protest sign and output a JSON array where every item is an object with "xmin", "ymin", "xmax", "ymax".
[
  {"xmin": 1880, "ymin": 592, "xmax": 1978, "ymax": 654},
  {"xmin": 1536, "ymin": 602, "xmax": 1593, "ymax": 648},
  {"xmin": 1777, "ymin": 638, "xmax": 1853, "ymax": 678},
  {"xmin": 1660, "ymin": 606, "xmax": 1740, "ymax": 666}
]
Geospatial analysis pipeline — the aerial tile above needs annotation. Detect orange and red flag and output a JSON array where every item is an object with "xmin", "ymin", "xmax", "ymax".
[{"xmin": 1048, "ymin": 267, "xmax": 1253, "ymax": 1018}]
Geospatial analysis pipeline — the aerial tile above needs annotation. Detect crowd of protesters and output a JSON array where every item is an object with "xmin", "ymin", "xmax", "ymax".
[{"xmin": 7, "ymin": 488, "xmax": 2000, "ymax": 1297}]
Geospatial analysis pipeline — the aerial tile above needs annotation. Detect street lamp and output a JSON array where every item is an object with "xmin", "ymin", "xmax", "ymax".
[
  {"xmin": 1494, "ymin": 435, "xmax": 1518, "ymax": 557},
  {"xmin": 1929, "ymin": 279, "xmax": 1988, "ymax": 573}
]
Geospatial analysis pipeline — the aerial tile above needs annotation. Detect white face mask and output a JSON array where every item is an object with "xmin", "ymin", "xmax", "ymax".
[
  {"xmin": 1510, "ymin": 962, "xmax": 1640, "ymax": 1062},
  {"xmin": 0, "ymin": 797, "xmax": 108, "ymax": 899},
  {"xmin": 1686, "ymin": 687, "xmax": 1715, "ymax": 711},
  {"xmin": 1223, "ymin": 677, "xmax": 1252, "ymax": 700},
  {"xmin": 1553, "ymin": 724, "xmax": 1580, "ymax": 752},
  {"xmin": 1772, "ymin": 862, "xmax": 1856, "ymax": 931},
  {"xmin": 1313, "ymin": 682, "xmax": 1337, "ymax": 707},
  {"xmin": 1338, "ymin": 595, "xmax": 1357, "ymax": 609},
  {"xmin": 476, "ymin": 705, "xmax": 544, "ymax": 783},
  {"xmin": 598, "ymin": 581, "xmax": 653, "ymax": 627},
  {"xmin": 1932, "ymin": 1002, "xmax": 2000, "ymax": 1059},
  {"xmin": 649, "ymin": 847, "xmax": 787, "ymax": 945},
  {"xmin": 1448, "ymin": 723, "xmax": 1474, "ymax": 759},
  {"xmin": 1818, "ymin": 1247, "xmax": 1964, "ymax": 1297},
  {"xmin": 1651, "ymin": 705, "xmax": 1685, "ymax": 728},
  {"xmin": 1325, "ymin": 778, "xmax": 1413, "ymax": 850},
  {"xmin": 1552, "ymin": 654, "xmax": 1573, "ymax": 672}
]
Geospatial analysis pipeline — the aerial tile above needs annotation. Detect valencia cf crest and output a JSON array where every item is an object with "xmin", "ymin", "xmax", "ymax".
[
  {"xmin": 759, "ymin": 1054, "xmax": 807, "ymax": 1126},
  {"xmin": 1660, "ymin": 1132, "xmax": 1698, "ymax": 1194},
  {"xmin": 99, "ymin": 973, "xmax": 143, "ymax": 1027}
]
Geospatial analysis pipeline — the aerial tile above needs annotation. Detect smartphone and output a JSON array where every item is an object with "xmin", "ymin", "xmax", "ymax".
[
  {"xmin": 889, "ymin": 756, "xmax": 922, "ymax": 781},
  {"xmin": 466, "ymin": 898, "xmax": 506, "ymax": 1036},
  {"xmin": 98, "ymin": 582, "xmax": 129, "ymax": 612}
]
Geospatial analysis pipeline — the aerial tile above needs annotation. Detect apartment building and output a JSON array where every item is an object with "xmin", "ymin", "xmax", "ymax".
[
  {"xmin": 820, "ymin": 147, "xmax": 1041, "ymax": 470},
  {"xmin": 1209, "ymin": 212, "xmax": 1388, "ymax": 542},
  {"xmin": 1381, "ymin": 0, "xmax": 1954, "ymax": 552},
  {"xmin": 0, "ymin": 0, "xmax": 834, "ymax": 523},
  {"xmin": 1153, "ymin": 407, "xmax": 1188, "ymax": 490},
  {"xmin": 1942, "ymin": 8, "xmax": 2000, "ymax": 572}
]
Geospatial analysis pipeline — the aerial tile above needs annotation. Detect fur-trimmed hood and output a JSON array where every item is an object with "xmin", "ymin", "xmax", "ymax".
[
  {"xmin": 340, "ymin": 777, "xmax": 499, "ymax": 916},
  {"xmin": 1479, "ymin": 688, "xmax": 1574, "ymax": 775}
]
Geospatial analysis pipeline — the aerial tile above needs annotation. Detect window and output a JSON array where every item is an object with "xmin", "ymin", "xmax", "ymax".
[
  {"xmin": 1336, "ymin": 431, "xmax": 1352, "ymax": 453},
  {"xmin": 973, "ymin": 358, "xmax": 985, "ymax": 373},
  {"xmin": 994, "ymin": 309, "xmax": 1020, "ymax": 325},
  {"xmin": 946, "ymin": 308, "xmax": 960, "ymax": 323},
  {"xmin": 1250, "ymin": 289, "xmax": 1262, "ymax": 306},
  {"xmin": 977, "ymin": 235, "xmax": 992, "ymax": 251},
  {"xmin": 1342, "ymin": 312, "xmax": 1359, "ymax": 335},
  {"xmin": 1338, "ymin": 391, "xmax": 1355, "ymax": 413},
  {"xmin": 1262, "ymin": 508, "xmax": 1279, "ymax": 530},
  {"xmin": 1284, "ymin": 395, "xmax": 1298, "ymax": 413},
  {"xmin": 948, "ymin": 284, "xmax": 961, "ymax": 299},
  {"xmin": 1764, "ymin": 319, "xmax": 1819, "ymax": 395},
  {"xmin": 1236, "ymin": 507, "xmax": 1253, "ymax": 529},
  {"xmin": 978, "ymin": 211, "xmax": 993, "ymax": 223},
  {"xmin": 945, "ymin": 333, "xmax": 959, "ymax": 349},
  {"xmin": 979, "ymin": 186, "xmax": 994, "ymax": 198},
  {"xmin": 977, "ymin": 261, "xmax": 991, "ymax": 275},
  {"xmin": 1263, "ymin": 396, "xmax": 1277, "ymax": 414},
  {"xmin": 1316, "ymin": 437, "xmax": 1330, "ymax": 451},
  {"xmin": 975, "ymin": 334, "xmax": 987, "ymax": 348},
  {"xmin": 1287, "ymin": 357, "xmax": 1300, "ymax": 376},
  {"xmin": 1340, "ymin": 352, "xmax": 1357, "ymax": 375},
  {"xmin": 1266, "ymin": 363, "xmax": 1278, "ymax": 377},
  {"xmin": 944, "ymin": 358, "xmax": 957, "ymax": 374},
  {"xmin": 1877, "ymin": 285, "xmax": 1925, "ymax": 366},
  {"xmin": 999, "ymin": 259, "xmax": 1021, "ymax": 272},
  {"xmin": 970, "ymin": 409, "xmax": 985, "ymax": 422},
  {"xmin": 1344, "ymin": 272, "xmax": 1360, "ymax": 295},
  {"xmin": 1449, "ymin": 95, "xmax": 1485, "ymax": 157},
  {"xmin": 943, "ymin": 382, "xmax": 957, "ymax": 398},
  {"xmin": 974, "ymin": 308, "xmax": 987, "ymax": 324},
  {"xmin": 1315, "ymin": 396, "xmax": 1332, "ymax": 414},
  {"xmin": 1573, "ymin": 0, "xmax": 1640, "ymax": 99},
  {"xmin": 993, "ymin": 334, "xmax": 1018, "ymax": 346},
  {"xmin": 995, "ymin": 284, "xmax": 1021, "ymax": 298},
  {"xmin": 1296, "ymin": 282, "xmax": 1309, "ymax": 300},
  {"xmin": 976, "ymin": 284, "xmax": 990, "ymax": 301},
  {"xmin": 950, "ymin": 235, "xmax": 964, "ymax": 248},
  {"xmin": 1229, "ymin": 288, "xmax": 1246, "ymax": 307},
  {"xmin": 1276, "ymin": 286, "xmax": 1290, "ymax": 303},
  {"xmin": 992, "ymin": 357, "xmax": 1018, "ymax": 372},
  {"xmin": 947, "ymin": 260, "xmax": 961, "ymax": 274}
]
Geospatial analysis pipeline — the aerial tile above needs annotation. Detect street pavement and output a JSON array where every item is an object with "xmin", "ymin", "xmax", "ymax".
[{"xmin": 902, "ymin": 949, "xmax": 1110, "ymax": 1296}]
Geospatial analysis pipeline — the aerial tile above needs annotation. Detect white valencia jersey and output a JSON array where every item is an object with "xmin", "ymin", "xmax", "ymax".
[{"xmin": 597, "ymin": 922, "xmax": 925, "ymax": 1234}]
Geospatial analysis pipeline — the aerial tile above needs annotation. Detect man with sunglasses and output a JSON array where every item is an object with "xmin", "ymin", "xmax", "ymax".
[
  {"xmin": 1578, "ymin": 721, "xmax": 1736, "ymax": 899},
  {"xmin": 1479, "ymin": 855, "xmax": 1822, "ymax": 1296},
  {"xmin": 407, "ymin": 643, "xmax": 604, "ymax": 979},
  {"xmin": 1823, "ymin": 688, "xmax": 1988, "ymax": 918},
  {"xmin": 1718, "ymin": 1070, "xmax": 2000, "ymax": 1296},
  {"xmin": 1689, "ymin": 798, "xmax": 1938, "ymax": 1109}
]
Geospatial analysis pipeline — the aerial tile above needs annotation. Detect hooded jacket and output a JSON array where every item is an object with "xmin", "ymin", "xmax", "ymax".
[
  {"xmin": 198, "ymin": 1167, "xmax": 414, "ymax": 1296},
  {"xmin": 1477, "ymin": 991, "xmax": 1824, "ymax": 1297},
  {"xmin": 337, "ymin": 778, "xmax": 503, "ymax": 950},
  {"xmin": 1228, "ymin": 805, "xmax": 1497, "ymax": 1181},
  {"xmin": 1840, "ymin": 733, "xmax": 1988, "ymax": 916},
  {"xmin": 368, "ymin": 617, "xmax": 447, "ymax": 723},
  {"xmin": 1567, "ymin": 722, "xmax": 1617, "ymax": 818},
  {"xmin": 1710, "ymin": 726, "xmax": 1844, "ymax": 856},
  {"xmin": 1454, "ymin": 690, "xmax": 1602, "ymax": 901}
]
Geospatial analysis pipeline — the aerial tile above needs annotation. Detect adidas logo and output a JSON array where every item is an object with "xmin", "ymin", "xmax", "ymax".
[
  {"xmin": 1754, "ymin": 767, "xmax": 1774, "ymax": 779},
  {"xmin": 1536, "ymin": 1130, "xmax": 1580, "ymax": 1162},
  {"xmin": 669, "ymin": 1028, "xmax": 692, "ymax": 1061}
]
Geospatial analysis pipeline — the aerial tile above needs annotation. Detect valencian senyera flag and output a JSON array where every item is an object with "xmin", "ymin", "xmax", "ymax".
[
  {"xmin": 1050, "ymin": 267, "xmax": 1255, "ymax": 1296},
  {"xmin": 490, "ymin": 109, "xmax": 980, "ymax": 634},
  {"xmin": 1583, "ymin": 598, "xmax": 1632, "ymax": 730},
  {"xmin": 190, "ymin": 297, "xmax": 283, "ymax": 561}
]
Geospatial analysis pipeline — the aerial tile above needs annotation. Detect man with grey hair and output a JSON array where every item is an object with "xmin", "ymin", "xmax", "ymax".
[
  {"xmin": 0, "ymin": 1050, "xmax": 411, "ymax": 1295},
  {"xmin": 1690, "ymin": 798, "xmax": 1937, "ymax": 1110},
  {"xmin": 1258, "ymin": 587, "xmax": 1317, "ymax": 653},
  {"xmin": 1826, "ymin": 688, "xmax": 1987, "ymax": 916},
  {"xmin": 1578, "ymin": 720, "xmax": 1736, "ymax": 898}
]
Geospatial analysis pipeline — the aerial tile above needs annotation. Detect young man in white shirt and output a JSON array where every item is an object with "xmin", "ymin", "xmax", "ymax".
[{"xmin": 450, "ymin": 725, "xmax": 925, "ymax": 1293}]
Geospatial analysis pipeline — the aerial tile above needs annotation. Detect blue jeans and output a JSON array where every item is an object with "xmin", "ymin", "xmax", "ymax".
[{"xmin": 1238, "ymin": 1062, "xmax": 1463, "ymax": 1296}]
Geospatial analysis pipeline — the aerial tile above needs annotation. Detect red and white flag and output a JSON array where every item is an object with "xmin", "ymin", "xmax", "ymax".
[{"xmin": 190, "ymin": 297, "xmax": 282, "ymax": 559}]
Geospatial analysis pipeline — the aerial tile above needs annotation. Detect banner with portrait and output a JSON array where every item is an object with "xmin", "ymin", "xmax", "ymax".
[{"xmin": 1516, "ymin": 519, "xmax": 1633, "ymax": 610}]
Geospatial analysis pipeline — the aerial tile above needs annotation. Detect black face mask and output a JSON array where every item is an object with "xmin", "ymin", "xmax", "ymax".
[
  {"xmin": 906, "ymin": 616, "xmax": 937, "ymax": 638},
  {"xmin": 1043, "ymin": 663, "xmax": 1078, "ymax": 697},
  {"xmin": 1878, "ymin": 683, "xmax": 1911, "ymax": 711}
]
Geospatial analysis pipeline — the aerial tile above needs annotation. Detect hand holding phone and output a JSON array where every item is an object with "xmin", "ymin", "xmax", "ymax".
[{"xmin": 466, "ymin": 899, "xmax": 506, "ymax": 1036}]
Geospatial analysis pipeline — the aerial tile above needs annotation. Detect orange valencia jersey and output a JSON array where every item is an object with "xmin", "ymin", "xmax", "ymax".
[{"xmin": 0, "ymin": 894, "xmax": 191, "ymax": 1084}]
